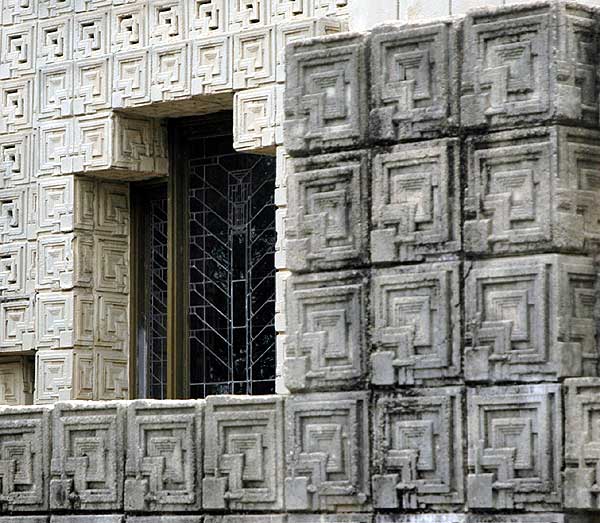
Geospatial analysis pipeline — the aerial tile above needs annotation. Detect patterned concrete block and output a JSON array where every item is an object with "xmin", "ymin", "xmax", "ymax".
[
  {"xmin": 284, "ymin": 32, "xmax": 367, "ymax": 155},
  {"xmin": 125, "ymin": 400, "xmax": 203, "ymax": 512},
  {"xmin": 284, "ymin": 271, "xmax": 367, "ymax": 391},
  {"xmin": 371, "ymin": 262, "xmax": 461, "ymax": 386},
  {"xmin": 285, "ymin": 391, "xmax": 370, "ymax": 511},
  {"xmin": 286, "ymin": 150, "xmax": 369, "ymax": 271},
  {"xmin": 372, "ymin": 387, "xmax": 464, "ymax": 510},
  {"xmin": 465, "ymin": 255, "xmax": 598, "ymax": 383},
  {"xmin": 50, "ymin": 401, "xmax": 125, "ymax": 510},
  {"xmin": 467, "ymin": 384, "xmax": 562, "ymax": 511},
  {"xmin": 372, "ymin": 139, "xmax": 460, "ymax": 263},
  {"xmin": 369, "ymin": 20, "xmax": 459, "ymax": 143},
  {"xmin": 202, "ymin": 395, "xmax": 284, "ymax": 511},
  {"xmin": 461, "ymin": 2, "xmax": 600, "ymax": 130},
  {"xmin": 0, "ymin": 405, "xmax": 51, "ymax": 511}
]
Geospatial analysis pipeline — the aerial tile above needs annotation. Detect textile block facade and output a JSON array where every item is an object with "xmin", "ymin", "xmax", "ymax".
[{"xmin": 2, "ymin": 1, "xmax": 600, "ymax": 523}]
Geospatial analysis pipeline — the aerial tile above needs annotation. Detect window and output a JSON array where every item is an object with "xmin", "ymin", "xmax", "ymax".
[{"xmin": 133, "ymin": 112, "xmax": 277, "ymax": 399}]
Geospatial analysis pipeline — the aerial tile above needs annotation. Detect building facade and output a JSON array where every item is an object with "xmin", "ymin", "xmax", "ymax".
[{"xmin": 1, "ymin": 0, "xmax": 600, "ymax": 522}]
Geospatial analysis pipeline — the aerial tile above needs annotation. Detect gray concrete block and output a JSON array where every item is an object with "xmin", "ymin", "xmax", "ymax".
[
  {"xmin": 371, "ymin": 262, "xmax": 461, "ymax": 386},
  {"xmin": 284, "ymin": 271, "xmax": 367, "ymax": 392},
  {"xmin": 284, "ymin": 33, "xmax": 367, "ymax": 155},
  {"xmin": 205, "ymin": 517, "xmax": 286, "ymax": 523},
  {"xmin": 126, "ymin": 518, "xmax": 202, "ymax": 523},
  {"xmin": 461, "ymin": 2, "xmax": 599, "ymax": 130},
  {"xmin": 371, "ymin": 139, "xmax": 460, "ymax": 263},
  {"xmin": 563, "ymin": 378, "xmax": 600, "ymax": 509},
  {"xmin": 50, "ymin": 518, "xmax": 123, "ymax": 523},
  {"xmin": 285, "ymin": 391, "xmax": 370, "ymax": 511},
  {"xmin": 0, "ymin": 518, "xmax": 49, "ymax": 523},
  {"xmin": 202, "ymin": 395, "xmax": 284, "ymax": 511},
  {"xmin": 286, "ymin": 150, "xmax": 369, "ymax": 272},
  {"xmin": 124, "ymin": 400, "xmax": 203, "ymax": 512},
  {"xmin": 372, "ymin": 387, "xmax": 464, "ymax": 510},
  {"xmin": 467, "ymin": 515, "xmax": 598, "ymax": 523},
  {"xmin": 369, "ymin": 21, "xmax": 459, "ymax": 143},
  {"xmin": 50, "ymin": 401, "xmax": 125, "ymax": 511},
  {"xmin": 467, "ymin": 384, "xmax": 562, "ymax": 511},
  {"xmin": 376, "ymin": 516, "xmax": 467, "ymax": 523},
  {"xmin": 290, "ymin": 516, "xmax": 372, "ymax": 523},
  {"xmin": 465, "ymin": 255, "xmax": 598, "ymax": 383},
  {"xmin": 465, "ymin": 127, "xmax": 600, "ymax": 255},
  {"xmin": 0, "ymin": 405, "xmax": 51, "ymax": 512}
]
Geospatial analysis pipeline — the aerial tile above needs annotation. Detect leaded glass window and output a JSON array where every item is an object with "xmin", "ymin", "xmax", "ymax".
[{"xmin": 134, "ymin": 113, "xmax": 277, "ymax": 399}]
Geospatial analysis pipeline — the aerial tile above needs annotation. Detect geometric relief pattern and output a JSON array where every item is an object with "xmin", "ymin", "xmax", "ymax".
[
  {"xmin": 464, "ymin": 129, "xmax": 552, "ymax": 255},
  {"xmin": 0, "ymin": 405, "xmax": 50, "ymax": 511},
  {"xmin": 0, "ymin": 298, "xmax": 35, "ymax": 352},
  {"xmin": 564, "ymin": 378, "xmax": 600, "ymax": 510},
  {"xmin": 461, "ymin": 5, "xmax": 551, "ymax": 129},
  {"xmin": 284, "ymin": 33, "xmax": 366, "ymax": 154},
  {"xmin": 284, "ymin": 271, "xmax": 366, "ymax": 392},
  {"xmin": 372, "ymin": 140, "xmax": 460, "ymax": 263},
  {"xmin": 467, "ymin": 385, "xmax": 562, "ymax": 511},
  {"xmin": 462, "ymin": 3, "xmax": 599, "ymax": 129},
  {"xmin": 203, "ymin": 396, "xmax": 284, "ymax": 511},
  {"xmin": 371, "ymin": 262, "xmax": 461, "ymax": 386},
  {"xmin": 286, "ymin": 151, "xmax": 368, "ymax": 271},
  {"xmin": 372, "ymin": 387, "xmax": 464, "ymax": 510},
  {"xmin": 125, "ymin": 400, "xmax": 202, "ymax": 512},
  {"xmin": 285, "ymin": 392, "xmax": 370, "ymax": 512},
  {"xmin": 50, "ymin": 402, "xmax": 124, "ymax": 510},
  {"xmin": 465, "ymin": 255, "xmax": 598, "ymax": 383},
  {"xmin": 370, "ymin": 22, "xmax": 457, "ymax": 142}
]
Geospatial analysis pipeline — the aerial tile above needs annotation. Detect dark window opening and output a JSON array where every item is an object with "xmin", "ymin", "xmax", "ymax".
[{"xmin": 134, "ymin": 112, "xmax": 276, "ymax": 399}]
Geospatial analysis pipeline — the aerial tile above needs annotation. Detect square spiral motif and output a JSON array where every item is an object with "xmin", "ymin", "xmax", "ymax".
[
  {"xmin": 286, "ymin": 151, "xmax": 368, "ymax": 271},
  {"xmin": 372, "ymin": 387, "xmax": 464, "ymax": 510},
  {"xmin": 203, "ymin": 396, "xmax": 284, "ymax": 511},
  {"xmin": 284, "ymin": 271, "xmax": 366, "ymax": 391},
  {"xmin": 285, "ymin": 391, "xmax": 370, "ymax": 512},
  {"xmin": 370, "ymin": 22, "xmax": 458, "ymax": 142},
  {"xmin": 467, "ymin": 384, "xmax": 562, "ymax": 511},
  {"xmin": 50, "ymin": 402, "xmax": 125, "ymax": 510},
  {"xmin": 465, "ymin": 255, "xmax": 598, "ymax": 383},
  {"xmin": 371, "ymin": 262, "xmax": 461, "ymax": 386},
  {"xmin": 125, "ymin": 400, "xmax": 202, "ymax": 512},
  {"xmin": 372, "ymin": 139, "xmax": 460, "ymax": 262}
]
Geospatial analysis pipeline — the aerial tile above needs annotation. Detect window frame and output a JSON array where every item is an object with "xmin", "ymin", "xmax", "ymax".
[{"xmin": 131, "ymin": 115, "xmax": 278, "ymax": 399}]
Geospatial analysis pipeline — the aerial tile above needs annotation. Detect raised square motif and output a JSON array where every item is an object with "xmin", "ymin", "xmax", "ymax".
[
  {"xmin": 113, "ymin": 51, "xmax": 150, "ymax": 108},
  {"xmin": 0, "ymin": 406, "xmax": 50, "ymax": 511},
  {"xmin": 285, "ymin": 391, "xmax": 370, "ymax": 511},
  {"xmin": 73, "ymin": 11, "xmax": 109, "ymax": 60},
  {"xmin": 370, "ymin": 21, "xmax": 458, "ymax": 142},
  {"xmin": 50, "ymin": 402, "xmax": 125, "ymax": 510},
  {"xmin": 150, "ymin": 43, "xmax": 190, "ymax": 102},
  {"xmin": 285, "ymin": 270, "xmax": 366, "ymax": 391},
  {"xmin": 372, "ymin": 139, "xmax": 460, "ymax": 262},
  {"xmin": 112, "ymin": 3, "xmax": 147, "ymax": 53},
  {"xmin": 38, "ymin": 64, "xmax": 74, "ymax": 120},
  {"xmin": 73, "ymin": 58, "xmax": 111, "ymax": 115},
  {"xmin": 467, "ymin": 384, "xmax": 562, "ymax": 511},
  {"xmin": 465, "ymin": 255, "xmax": 598, "ymax": 383},
  {"xmin": 372, "ymin": 387, "xmax": 464, "ymax": 510},
  {"xmin": 0, "ymin": 24, "xmax": 35, "ymax": 79},
  {"xmin": 37, "ymin": 234, "xmax": 74, "ymax": 291},
  {"xmin": 285, "ymin": 33, "xmax": 366, "ymax": 155},
  {"xmin": 313, "ymin": 0, "xmax": 347, "ymax": 17},
  {"xmin": 271, "ymin": 0, "xmax": 310, "ymax": 23},
  {"xmin": 0, "ymin": 78, "xmax": 32, "ymax": 134},
  {"xmin": 371, "ymin": 262, "xmax": 461, "ymax": 386},
  {"xmin": 234, "ymin": 87, "xmax": 276, "ymax": 152},
  {"xmin": 38, "ymin": 0, "xmax": 73, "ymax": 19},
  {"xmin": 96, "ymin": 182, "xmax": 129, "ymax": 237},
  {"xmin": 2, "ymin": 0, "xmax": 37, "ymax": 25},
  {"xmin": 190, "ymin": 0, "xmax": 227, "ymax": 38},
  {"xmin": 564, "ymin": 378, "xmax": 600, "ymax": 509},
  {"xmin": 0, "ymin": 188, "xmax": 27, "ymax": 243},
  {"xmin": 38, "ymin": 121, "xmax": 74, "ymax": 176},
  {"xmin": 37, "ymin": 176, "xmax": 74, "ymax": 234},
  {"xmin": 191, "ymin": 36, "xmax": 232, "ymax": 95},
  {"xmin": 203, "ymin": 396, "xmax": 284, "ymax": 510},
  {"xmin": 37, "ymin": 17, "xmax": 72, "ymax": 65},
  {"xmin": 95, "ymin": 349, "xmax": 128, "ymax": 400},
  {"xmin": 0, "ymin": 133, "xmax": 31, "ymax": 188},
  {"xmin": 0, "ymin": 242, "xmax": 26, "ymax": 297},
  {"xmin": 0, "ymin": 298, "xmax": 34, "ymax": 352},
  {"xmin": 464, "ymin": 128, "xmax": 553, "ymax": 255},
  {"xmin": 96, "ymin": 293, "xmax": 128, "ymax": 353},
  {"xmin": 229, "ymin": 0, "xmax": 269, "ymax": 31},
  {"xmin": 95, "ymin": 236, "xmax": 128, "ymax": 292},
  {"xmin": 35, "ymin": 349, "xmax": 73, "ymax": 403},
  {"xmin": 234, "ymin": 27, "xmax": 275, "ymax": 89},
  {"xmin": 36, "ymin": 292, "xmax": 73, "ymax": 349},
  {"xmin": 149, "ymin": 0, "xmax": 186, "ymax": 45},
  {"xmin": 286, "ymin": 151, "xmax": 368, "ymax": 271},
  {"xmin": 0, "ymin": 357, "xmax": 34, "ymax": 405},
  {"xmin": 125, "ymin": 400, "xmax": 203, "ymax": 512}
]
